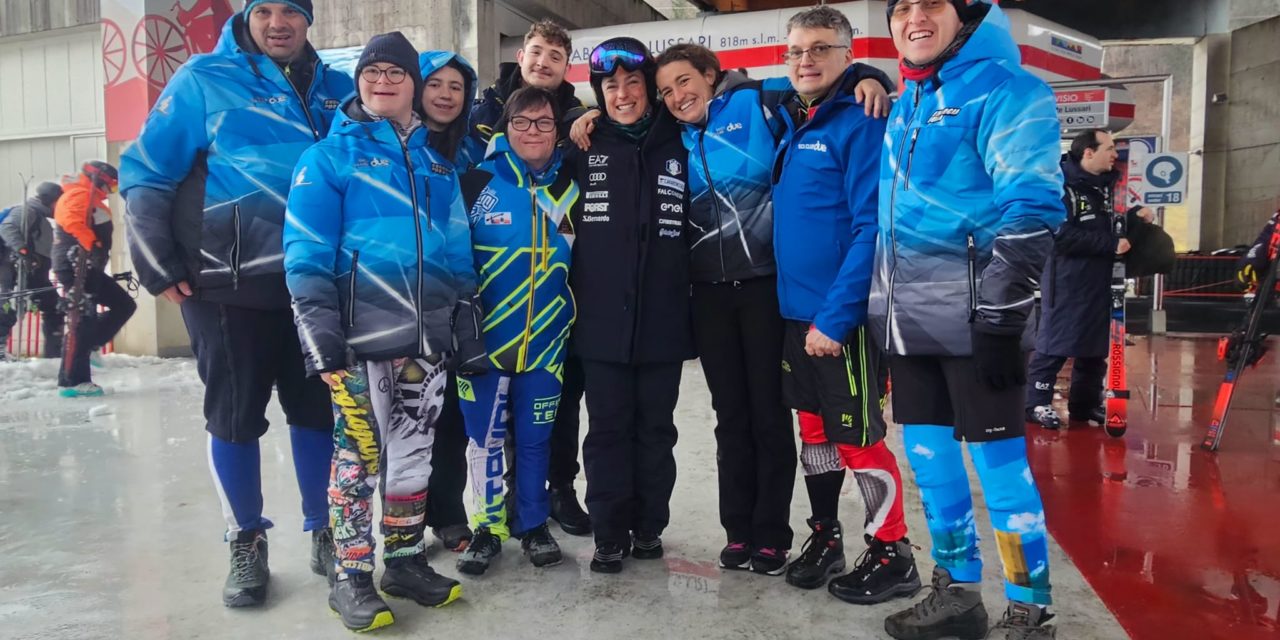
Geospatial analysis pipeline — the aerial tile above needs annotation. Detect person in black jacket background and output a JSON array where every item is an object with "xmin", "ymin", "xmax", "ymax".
[
  {"xmin": 1026, "ymin": 129, "xmax": 1153, "ymax": 428},
  {"xmin": 565, "ymin": 37, "xmax": 694, "ymax": 573}
]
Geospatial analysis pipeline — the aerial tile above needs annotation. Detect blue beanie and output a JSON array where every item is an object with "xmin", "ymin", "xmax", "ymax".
[{"xmin": 245, "ymin": 0, "xmax": 314, "ymax": 25}]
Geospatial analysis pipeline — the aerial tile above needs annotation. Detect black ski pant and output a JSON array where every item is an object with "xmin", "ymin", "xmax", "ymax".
[
  {"xmin": 3, "ymin": 256, "xmax": 65, "ymax": 356},
  {"xmin": 548, "ymin": 355, "xmax": 584, "ymax": 488},
  {"xmin": 581, "ymin": 359, "xmax": 682, "ymax": 546},
  {"xmin": 691, "ymin": 276, "xmax": 796, "ymax": 550},
  {"xmin": 1025, "ymin": 352, "xmax": 1106, "ymax": 415},
  {"xmin": 427, "ymin": 373, "xmax": 469, "ymax": 529},
  {"xmin": 55, "ymin": 268, "xmax": 136, "ymax": 386}
]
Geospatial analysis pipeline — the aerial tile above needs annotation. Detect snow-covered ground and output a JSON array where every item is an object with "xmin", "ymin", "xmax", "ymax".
[{"xmin": 0, "ymin": 357, "xmax": 1126, "ymax": 640}]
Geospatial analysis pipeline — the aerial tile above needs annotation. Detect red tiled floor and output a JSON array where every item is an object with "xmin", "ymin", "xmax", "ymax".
[{"xmin": 1028, "ymin": 336, "xmax": 1280, "ymax": 640}]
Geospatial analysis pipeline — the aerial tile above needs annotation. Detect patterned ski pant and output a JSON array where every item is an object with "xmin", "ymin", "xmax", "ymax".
[{"xmin": 328, "ymin": 358, "xmax": 447, "ymax": 574}]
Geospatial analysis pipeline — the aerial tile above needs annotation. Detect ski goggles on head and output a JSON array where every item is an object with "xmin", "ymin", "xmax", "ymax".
[{"xmin": 589, "ymin": 38, "xmax": 651, "ymax": 76}]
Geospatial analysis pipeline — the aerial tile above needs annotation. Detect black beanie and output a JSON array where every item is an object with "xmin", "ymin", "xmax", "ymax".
[
  {"xmin": 887, "ymin": 0, "xmax": 987, "ymax": 23},
  {"xmin": 244, "ymin": 0, "xmax": 314, "ymax": 24},
  {"xmin": 357, "ymin": 32, "xmax": 424, "ymax": 113},
  {"xmin": 34, "ymin": 182, "xmax": 63, "ymax": 207}
]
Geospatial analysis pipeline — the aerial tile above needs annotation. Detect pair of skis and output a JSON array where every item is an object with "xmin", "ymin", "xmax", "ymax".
[
  {"xmin": 1201, "ymin": 235, "xmax": 1279, "ymax": 452},
  {"xmin": 1104, "ymin": 210, "xmax": 1130, "ymax": 439}
]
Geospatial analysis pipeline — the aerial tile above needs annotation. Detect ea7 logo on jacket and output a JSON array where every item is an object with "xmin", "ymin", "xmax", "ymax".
[
  {"xmin": 589, "ymin": 155, "xmax": 609, "ymax": 168},
  {"xmin": 928, "ymin": 107, "xmax": 962, "ymax": 124}
]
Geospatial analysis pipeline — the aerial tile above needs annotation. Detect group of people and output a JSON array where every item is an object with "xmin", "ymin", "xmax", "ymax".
[
  {"xmin": 0, "ymin": 161, "xmax": 137, "ymax": 396},
  {"xmin": 115, "ymin": 0, "xmax": 1069, "ymax": 638}
]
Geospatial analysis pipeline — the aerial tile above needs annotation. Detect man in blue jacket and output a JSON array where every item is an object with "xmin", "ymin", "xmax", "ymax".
[
  {"xmin": 870, "ymin": 1, "xmax": 1065, "ymax": 638},
  {"xmin": 771, "ymin": 6, "xmax": 920, "ymax": 605},
  {"xmin": 120, "ymin": 0, "xmax": 353, "ymax": 608}
]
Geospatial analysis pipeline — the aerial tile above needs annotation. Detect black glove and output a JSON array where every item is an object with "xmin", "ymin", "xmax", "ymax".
[
  {"xmin": 970, "ymin": 327, "xmax": 1026, "ymax": 391},
  {"xmin": 448, "ymin": 293, "xmax": 488, "ymax": 376}
]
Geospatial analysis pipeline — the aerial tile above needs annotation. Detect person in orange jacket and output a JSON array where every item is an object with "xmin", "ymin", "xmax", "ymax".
[{"xmin": 51, "ymin": 161, "xmax": 136, "ymax": 396}]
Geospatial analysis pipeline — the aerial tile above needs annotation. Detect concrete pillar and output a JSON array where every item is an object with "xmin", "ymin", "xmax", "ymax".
[{"xmin": 1192, "ymin": 33, "xmax": 1233, "ymax": 250}]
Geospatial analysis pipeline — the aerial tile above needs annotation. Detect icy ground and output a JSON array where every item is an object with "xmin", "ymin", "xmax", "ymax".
[{"xmin": 0, "ymin": 357, "xmax": 1127, "ymax": 640}]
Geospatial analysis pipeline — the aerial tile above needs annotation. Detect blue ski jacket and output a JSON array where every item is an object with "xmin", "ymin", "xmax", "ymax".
[
  {"xmin": 868, "ymin": 2, "xmax": 1065, "ymax": 356},
  {"xmin": 459, "ymin": 134, "xmax": 579, "ymax": 373},
  {"xmin": 121, "ymin": 13, "xmax": 353, "ymax": 309},
  {"xmin": 283, "ymin": 98, "xmax": 479, "ymax": 375},
  {"xmin": 770, "ymin": 64, "xmax": 888, "ymax": 342}
]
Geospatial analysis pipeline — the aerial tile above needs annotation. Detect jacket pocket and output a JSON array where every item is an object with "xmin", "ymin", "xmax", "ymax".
[
  {"xmin": 345, "ymin": 250, "xmax": 359, "ymax": 328},
  {"xmin": 966, "ymin": 232, "xmax": 977, "ymax": 322}
]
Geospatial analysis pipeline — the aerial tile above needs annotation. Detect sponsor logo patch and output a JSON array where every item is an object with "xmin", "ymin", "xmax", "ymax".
[
  {"xmin": 484, "ymin": 211, "xmax": 512, "ymax": 225},
  {"xmin": 585, "ymin": 190, "xmax": 609, "ymax": 199},
  {"xmin": 323, "ymin": 98, "xmax": 340, "ymax": 110},
  {"xmin": 589, "ymin": 154, "xmax": 609, "ymax": 168},
  {"xmin": 657, "ymin": 175, "xmax": 684, "ymax": 191},
  {"xmin": 928, "ymin": 107, "xmax": 962, "ymax": 124},
  {"xmin": 797, "ymin": 141, "xmax": 827, "ymax": 153},
  {"xmin": 580, "ymin": 215, "xmax": 611, "ymax": 223},
  {"xmin": 584, "ymin": 203, "xmax": 609, "ymax": 213},
  {"xmin": 665, "ymin": 158, "xmax": 682, "ymax": 175}
]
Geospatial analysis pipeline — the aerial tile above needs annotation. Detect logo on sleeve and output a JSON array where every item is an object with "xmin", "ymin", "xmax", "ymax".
[
  {"xmin": 156, "ymin": 96, "xmax": 174, "ymax": 115},
  {"xmin": 294, "ymin": 166, "xmax": 312, "ymax": 187}
]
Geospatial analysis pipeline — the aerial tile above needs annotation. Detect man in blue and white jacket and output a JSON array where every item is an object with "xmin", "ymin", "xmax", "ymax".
[
  {"xmin": 120, "ymin": 0, "xmax": 353, "ymax": 608},
  {"xmin": 871, "ymin": 1, "xmax": 1065, "ymax": 639}
]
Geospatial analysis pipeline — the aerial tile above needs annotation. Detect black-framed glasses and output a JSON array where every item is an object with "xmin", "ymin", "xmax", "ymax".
[
  {"xmin": 509, "ymin": 116, "xmax": 556, "ymax": 132},
  {"xmin": 890, "ymin": 0, "xmax": 952, "ymax": 20},
  {"xmin": 781, "ymin": 44, "xmax": 849, "ymax": 65},
  {"xmin": 360, "ymin": 66, "xmax": 408, "ymax": 84}
]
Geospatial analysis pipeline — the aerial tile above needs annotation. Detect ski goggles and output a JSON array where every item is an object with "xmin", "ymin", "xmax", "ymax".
[{"xmin": 589, "ymin": 38, "xmax": 651, "ymax": 76}]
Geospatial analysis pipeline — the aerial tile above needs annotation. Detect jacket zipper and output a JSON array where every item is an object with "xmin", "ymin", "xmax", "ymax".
[
  {"xmin": 966, "ymin": 233, "xmax": 978, "ymax": 322},
  {"xmin": 285, "ymin": 59, "xmax": 320, "ymax": 140},
  {"xmin": 883, "ymin": 83, "xmax": 924, "ymax": 351},
  {"xmin": 347, "ymin": 249, "xmax": 360, "ymax": 328},
  {"xmin": 398, "ymin": 137, "xmax": 426, "ymax": 356},
  {"xmin": 903, "ymin": 129, "xmax": 920, "ymax": 191},
  {"xmin": 520, "ymin": 180, "xmax": 540, "ymax": 371},
  {"xmin": 697, "ymin": 134, "xmax": 727, "ymax": 280},
  {"xmin": 230, "ymin": 203, "xmax": 241, "ymax": 288}
]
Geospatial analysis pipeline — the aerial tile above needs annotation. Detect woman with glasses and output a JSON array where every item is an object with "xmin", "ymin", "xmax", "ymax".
[
  {"xmin": 452, "ymin": 86, "xmax": 580, "ymax": 576},
  {"xmin": 563, "ymin": 37, "xmax": 694, "ymax": 574},
  {"xmin": 283, "ymin": 32, "xmax": 476, "ymax": 632}
]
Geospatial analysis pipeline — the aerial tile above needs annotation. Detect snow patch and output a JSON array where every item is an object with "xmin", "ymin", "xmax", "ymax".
[{"xmin": 0, "ymin": 354, "xmax": 201, "ymax": 403}]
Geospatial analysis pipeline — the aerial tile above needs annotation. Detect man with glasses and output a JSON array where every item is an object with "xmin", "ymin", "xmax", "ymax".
[
  {"xmin": 871, "ymin": 1, "xmax": 1063, "ymax": 638},
  {"xmin": 121, "ymin": 0, "xmax": 353, "ymax": 608},
  {"xmin": 51, "ymin": 161, "xmax": 136, "ymax": 397},
  {"xmin": 454, "ymin": 87, "xmax": 579, "ymax": 575},
  {"xmin": 769, "ymin": 5, "xmax": 920, "ymax": 604},
  {"xmin": 468, "ymin": 18, "xmax": 592, "ymax": 537}
]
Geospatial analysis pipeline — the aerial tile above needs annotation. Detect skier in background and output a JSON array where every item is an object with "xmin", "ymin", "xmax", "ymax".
[{"xmin": 0, "ymin": 181, "xmax": 65, "ymax": 360}]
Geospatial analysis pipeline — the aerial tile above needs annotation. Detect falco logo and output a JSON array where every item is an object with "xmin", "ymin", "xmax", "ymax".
[
  {"xmin": 294, "ymin": 166, "xmax": 312, "ymax": 187},
  {"xmin": 665, "ymin": 158, "xmax": 682, "ymax": 175},
  {"xmin": 928, "ymin": 108, "xmax": 962, "ymax": 124},
  {"xmin": 323, "ymin": 98, "xmax": 340, "ymax": 110}
]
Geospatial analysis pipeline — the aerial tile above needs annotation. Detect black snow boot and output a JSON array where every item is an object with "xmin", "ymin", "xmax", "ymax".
[
  {"xmin": 828, "ymin": 536, "xmax": 922, "ymax": 604},
  {"xmin": 223, "ymin": 529, "xmax": 269, "ymax": 607},
  {"xmin": 520, "ymin": 523, "xmax": 563, "ymax": 567},
  {"xmin": 631, "ymin": 532, "xmax": 663, "ymax": 560},
  {"xmin": 1069, "ymin": 405, "xmax": 1106, "ymax": 427},
  {"xmin": 589, "ymin": 541, "xmax": 630, "ymax": 574},
  {"xmin": 382, "ymin": 553, "xmax": 462, "ymax": 607},
  {"xmin": 884, "ymin": 566, "xmax": 989, "ymax": 640},
  {"xmin": 310, "ymin": 527, "xmax": 335, "ymax": 581},
  {"xmin": 456, "ymin": 527, "xmax": 502, "ymax": 575},
  {"xmin": 1025, "ymin": 406, "xmax": 1062, "ymax": 430},
  {"xmin": 785, "ymin": 518, "xmax": 845, "ymax": 589},
  {"xmin": 549, "ymin": 484, "xmax": 592, "ymax": 536},
  {"xmin": 329, "ymin": 572, "xmax": 394, "ymax": 632}
]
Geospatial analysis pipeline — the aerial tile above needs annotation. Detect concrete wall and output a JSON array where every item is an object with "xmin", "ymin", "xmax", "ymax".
[
  {"xmin": 0, "ymin": 0, "xmax": 98, "ymax": 37},
  {"xmin": 1232, "ymin": 0, "xmax": 1280, "ymax": 29},
  {"xmin": 1222, "ymin": 14, "xmax": 1280, "ymax": 245}
]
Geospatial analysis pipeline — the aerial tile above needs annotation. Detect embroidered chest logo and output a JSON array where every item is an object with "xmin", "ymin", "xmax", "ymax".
[
  {"xmin": 323, "ymin": 98, "xmax": 340, "ymax": 110},
  {"xmin": 927, "ymin": 107, "xmax": 962, "ymax": 124},
  {"xmin": 665, "ymin": 158, "xmax": 682, "ymax": 175}
]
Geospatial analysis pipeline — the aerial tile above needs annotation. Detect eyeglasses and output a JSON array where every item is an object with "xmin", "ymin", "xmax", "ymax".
[
  {"xmin": 781, "ymin": 44, "xmax": 849, "ymax": 65},
  {"xmin": 360, "ymin": 66, "xmax": 408, "ymax": 84},
  {"xmin": 509, "ymin": 116, "xmax": 557, "ymax": 133},
  {"xmin": 590, "ymin": 39, "xmax": 651, "ymax": 76},
  {"xmin": 890, "ymin": 0, "xmax": 952, "ymax": 20}
]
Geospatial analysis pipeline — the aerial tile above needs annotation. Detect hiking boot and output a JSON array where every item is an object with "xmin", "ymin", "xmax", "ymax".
[
  {"xmin": 549, "ymin": 485, "xmax": 591, "ymax": 536},
  {"xmin": 884, "ymin": 566, "xmax": 989, "ymax": 640},
  {"xmin": 631, "ymin": 532, "xmax": 663, "ymax": 560},
  {"xmin": 750, "ymin": 547, "xmax": 789, "ymax": 575},
  {"xmin": 310, "ymin": 528, "xmax": 335, "ymax": 580},
  {"xmin": 381, "ymin": 553, "xmax": 462, "ymax": 607},
  {"xmin": 990, "ymin": 602, "xmax": 1056, "ymax": 639},
  {"xmin": 223, "ymin": 529, "xmax": 269, "ymax": 607},
  {"xmin": 718, "ymin": 542, "xmax": 751, "ymax": 570},
  {"xmin": 1025, "ymin": 405, "xmax": 1062, "ymax": 430},
  {"xmin": 828, "ymin": 536, "xmax": 922, "ymax": 604},
  {"xmin": 1069, "ymin": 405, "xmax": 1106, "ymax": 427},
  {"xmin": 58, "ymin": 382, "xmax": 104, "ymax": 398},
  {"xmin": 785, "ymin": 518, "xmax": 845, "ymax": 589},
  {"xmin": 329, "ymin": 572, "xmax": 394, "ymax": 632},
  {"xmin": 590, "ymin": 542, "xmax": 630, "ymax": 573},
  {"xmin": 456, "ymin": 527, "xmax": 502, "ymax": 575},
  {"xmin": 520, "ymin": 523, "xmax": 563, "ymax": 567},
  {"xmin": 433, "ymin": 524, "xmax": 472, "ymax": 552}
]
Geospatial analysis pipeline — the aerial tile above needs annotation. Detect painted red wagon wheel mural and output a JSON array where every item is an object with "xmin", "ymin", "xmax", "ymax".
[
  {"xmin": 102, "ymin": 19, "xmax": 126, "ymax": 86},
  {"xmin": 131, "ymin": 15, "xmax": 191, "ymax": 89}
]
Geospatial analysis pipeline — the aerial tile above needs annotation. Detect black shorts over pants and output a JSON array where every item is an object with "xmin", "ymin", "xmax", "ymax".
[
  {"xmin": 780, "ymin": 321, "xmax": 887, "ymax": 447},
  {"xmin": 889, "ymin": 354, "xmax": 1026, "ymax": 442}
]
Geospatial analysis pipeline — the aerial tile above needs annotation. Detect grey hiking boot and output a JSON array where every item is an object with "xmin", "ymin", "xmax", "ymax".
[
  {"xmin": 456, "ymin": 527, "xmax": 502, "ymax": 575},
  {"xmin": 520, "ymin": 523, "xmax": 563, "ymax": 567},
  {"xmin": 884, "ymin": 566, "xmax": 989, "ymax": 640},
  {"xmin": 1025, "ymin": 405, "xmax": 1062, "ymax": 430},
  {"xmin": 990, "ymin": 602, "xmax": 1056, "ymax": 639},
  {"xmin": 223, "ymin": 529, "xmax": 269, "ymax": 607}
]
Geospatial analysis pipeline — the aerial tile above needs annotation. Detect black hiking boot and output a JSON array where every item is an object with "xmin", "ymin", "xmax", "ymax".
[
  {"xmin": 521, "ymin": 523, "xmax": 563, "ymax": 567},
  {"xmin": 785, "ymin": 518, "xmax": 845, "ymax": 589},
  {"xmin": 329, "ymin": 572, "xmax": 394, "ymax": 632},
  {"xmin": 223, "ymin": 529, "xmax": 269, "ymax": 607},
  {"xmin": 631, "ymin": 532, "xmax": 663, "ymax": 560},
  {"xmin": 381, "ymin": 553, "xmax": 462, "ymax": 607},
  {"xmin": 310, "ymin": 527, "xmax": 334, "ymax": 580},
  {"xmin": 590, "ymin": 542, "xmax": 630, "ymax": 573},
  {"xmin": 456, "ymin": 527, "xmax": 503, "ymax": 575},
  {"xmin": 828, "ymin": 536, "xmax": 922, "ymax": 604},
  {"xmin": 549, "ymin": 485, "xmax": 592, "ymax": 536}
]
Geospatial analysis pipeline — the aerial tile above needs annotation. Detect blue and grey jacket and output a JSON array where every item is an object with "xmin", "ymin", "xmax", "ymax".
[
  {"xmin": 459, "ymin": 134, "xmax": 578, "ymax": 373},
  {"xmin": 419, "ymin": 51, "xmax": 481, "ymax": 172},
  {"xmin": 121, "ymin": 13, "xmax": 353, "ymax": 309},
  {"xmin": 770, "ymin": 64, "xmax": 888, "ymax": 342},
  {"xmin": 868, "ymin": 2, "xmax": 1065, "ymax": 356},
  {"xmin": 283, "ymin": 98, "xmax": 479, "ymax": 375}
]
